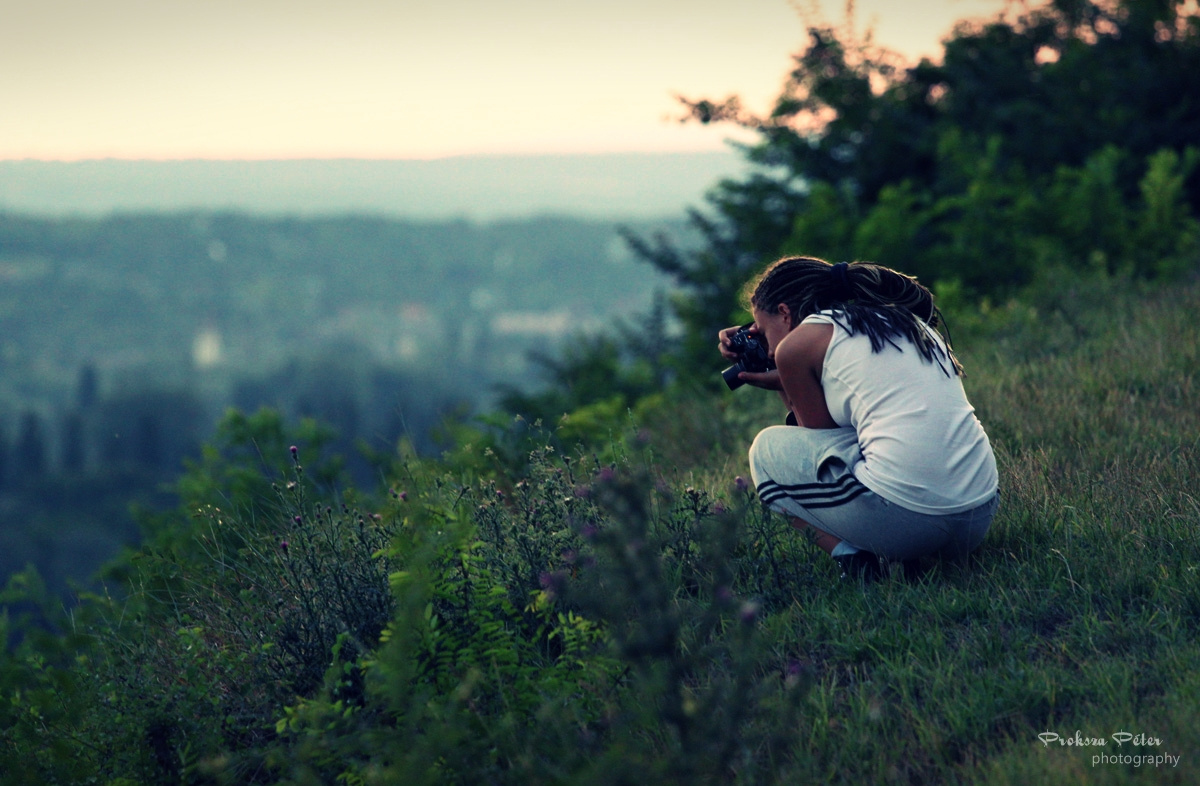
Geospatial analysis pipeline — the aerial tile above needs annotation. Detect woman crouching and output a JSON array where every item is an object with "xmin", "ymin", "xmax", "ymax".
[{"xmin": 719, "ymin": 256, "xmax": 999, "ymax": 581}]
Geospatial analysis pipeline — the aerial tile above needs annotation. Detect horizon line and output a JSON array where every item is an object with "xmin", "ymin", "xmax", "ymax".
[{"xmin": 0, "ymin": 147, "xmax": 747, "ymax": 165}]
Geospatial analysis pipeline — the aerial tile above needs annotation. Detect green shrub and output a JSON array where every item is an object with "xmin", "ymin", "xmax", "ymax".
[{"xmin": 263, "ymin": 448, "xmax": 809, "ymax": 785}]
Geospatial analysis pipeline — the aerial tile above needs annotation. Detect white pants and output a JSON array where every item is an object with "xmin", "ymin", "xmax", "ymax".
[{"xmin": 748, "ymin": 425, "xmax": 997, "ymax": 561}]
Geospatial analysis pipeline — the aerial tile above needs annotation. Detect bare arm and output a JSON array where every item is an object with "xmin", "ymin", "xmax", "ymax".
[{"xmin": 773, "ymin": 322, "xmax": 838, "ymax": 429}]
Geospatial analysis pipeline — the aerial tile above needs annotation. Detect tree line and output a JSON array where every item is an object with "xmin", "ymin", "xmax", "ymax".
[{"xmin": 505, "ymin": 0, "xmax": 1199, "ymax": 427}]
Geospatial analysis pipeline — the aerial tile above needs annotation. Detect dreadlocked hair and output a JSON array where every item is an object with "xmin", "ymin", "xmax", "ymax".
[{"xmin": 744, "ymin": 256, "xmax": 963, "ymax": 376}]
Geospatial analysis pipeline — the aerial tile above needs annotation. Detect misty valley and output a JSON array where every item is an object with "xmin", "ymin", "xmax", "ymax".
[{"xmin": 0, "ymin": 211, "xmax": 686, "ymax": 595}]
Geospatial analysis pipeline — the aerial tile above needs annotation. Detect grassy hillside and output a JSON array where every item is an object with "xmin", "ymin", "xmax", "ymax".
[{"xmin": 2, "ymin": 269, "xmax": 1198, "ymax": 784}]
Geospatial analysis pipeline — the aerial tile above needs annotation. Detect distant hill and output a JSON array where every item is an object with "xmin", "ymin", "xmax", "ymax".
[{"xmin": 0, "ymin": 152, "xmax": 750, "ymax": 221}]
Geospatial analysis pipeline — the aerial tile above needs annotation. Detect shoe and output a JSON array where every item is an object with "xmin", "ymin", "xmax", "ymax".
[{"xmin": 835, "ymin": 550, "xmax": 885, "ymax": 582}]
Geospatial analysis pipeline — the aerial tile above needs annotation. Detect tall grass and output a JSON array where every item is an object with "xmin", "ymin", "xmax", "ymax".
[{"xmin": 701, "ymin": 270, "xmax": 1200, "ymax": 783}]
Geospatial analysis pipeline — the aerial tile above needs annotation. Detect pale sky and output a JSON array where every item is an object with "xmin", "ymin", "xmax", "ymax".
[{"xmin": 1, "ymin": 0, "xmax": 1008, "ymax": 161}]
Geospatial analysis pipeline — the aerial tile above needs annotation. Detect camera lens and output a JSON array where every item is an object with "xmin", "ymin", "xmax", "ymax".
[{"xmin": 721, "ymin": 362, "xmax": 745, "ymax": 390}]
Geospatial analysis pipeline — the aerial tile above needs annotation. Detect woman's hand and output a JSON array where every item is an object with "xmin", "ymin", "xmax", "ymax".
[
  {"xmin": 717, "ymin": 324, "xmax": 747, "ymax": 361},
  {"xmin": 737, "ymin": 367, "xmax": 784, "ymax": 391},
  {"xmin": 719, "ymin": 324, "xmax": 783, "ymax": 390}
]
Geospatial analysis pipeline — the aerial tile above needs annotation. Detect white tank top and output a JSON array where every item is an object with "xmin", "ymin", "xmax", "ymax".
[{"xmin": 804, "ymin": 311, "xmax": 998, "ymax": 514}]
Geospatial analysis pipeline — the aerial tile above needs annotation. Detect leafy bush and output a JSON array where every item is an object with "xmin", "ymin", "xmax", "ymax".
[
  {"xmin": 264, "ymin": 443, "xmax": 811, "ymax": 785},
  {"xmin": 632, "ymin": 0, "xmax": 1200, "ymax": 375}
]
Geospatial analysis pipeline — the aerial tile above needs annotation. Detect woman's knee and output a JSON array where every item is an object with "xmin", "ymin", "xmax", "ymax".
[{"xmin": 747, "ymin": 425, "xmax": 793, "ymax": 484}]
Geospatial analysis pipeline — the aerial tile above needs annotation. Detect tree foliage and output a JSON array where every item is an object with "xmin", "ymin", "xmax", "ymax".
[{"xmin": 642, "ymin": 0, "xmax": 1200, "ymax": 375}]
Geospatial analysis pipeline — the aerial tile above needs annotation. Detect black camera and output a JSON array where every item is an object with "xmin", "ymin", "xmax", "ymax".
[{"xmin": 721, "ymin": 324, "xmax": 775, "ymax": 390}]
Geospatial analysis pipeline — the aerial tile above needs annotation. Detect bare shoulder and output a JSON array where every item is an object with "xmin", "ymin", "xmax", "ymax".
[{"xmin": 775, "ymin": 321, "xmax": 833, "ymax": 372}]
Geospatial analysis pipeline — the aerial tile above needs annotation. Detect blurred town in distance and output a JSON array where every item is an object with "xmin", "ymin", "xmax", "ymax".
[{"xmin": 0, "ymin": 195, "xmax": 697, "ymax": 594}]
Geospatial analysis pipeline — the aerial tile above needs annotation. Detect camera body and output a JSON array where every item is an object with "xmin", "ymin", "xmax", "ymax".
[{"xmin": 721, "ymin": 325, "xmax": 775, "ymax": 390}]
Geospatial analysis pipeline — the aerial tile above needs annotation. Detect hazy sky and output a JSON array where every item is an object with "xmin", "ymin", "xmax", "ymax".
[{"xmin": 2, "ymin": 0, "xmax": 1007, "ymax": 161}]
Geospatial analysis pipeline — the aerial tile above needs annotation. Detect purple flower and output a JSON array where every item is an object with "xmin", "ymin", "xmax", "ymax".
[
  {"xmin": 735, "ymin": 476, "xmax": 749, "ymax": 492},
  {"xmin": 280, "ymin": 540, "xmax": 289, "ymax": 553},
  {"xmin": 539, "ymin": 570, "xmax": 569, "ymax": 595},
  {"xmin": 289, "ymin": 445, "xmax": 298, "ymax": 457},
  {"xmin": 784, "ymin": 659, "xmax": 806, "ymax": 688},
  {"xmin": 293, "ymin": 515, "xmax": 302, "ymax": 524}
]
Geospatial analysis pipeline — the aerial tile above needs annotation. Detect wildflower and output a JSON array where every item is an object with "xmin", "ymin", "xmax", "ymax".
[
  {"xmin": 598, "ymin": 467, "xmax": 615, "ymax": 482},
  {"xmin": 293, "ymin": 515, "xmax": 302, "ymax": 524},
  {"xmin": 739, "ymin": 600, "xmax": 760, "ymax": 625},
  {"xmin": 714, "ymin": 502, "xmax": 727, "ymax": 514},
  {"xmin": 289, "ymin": 445, "xmax": 298, "ymax": 458},
  {"xmin": 539, "ymin": 570, "xmax": 568, "ymax": 596},
  {"xmin": 735, "ymin": 475, "xmax": 749, "ymax": 491},
  {"xmin": 784, "ymin": 659, "xmax": 806, "ymax": 689},
  {"xmin": 280, "ymin": 540, "xmax": 289, "ymax": 554}
]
